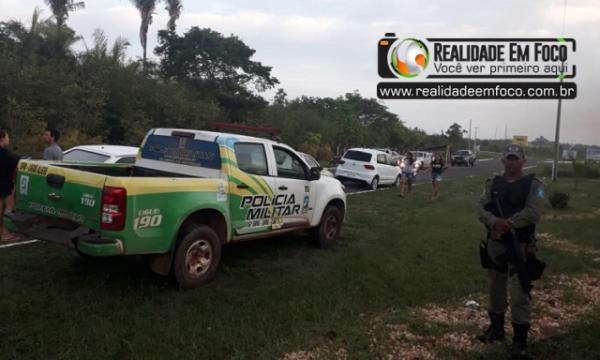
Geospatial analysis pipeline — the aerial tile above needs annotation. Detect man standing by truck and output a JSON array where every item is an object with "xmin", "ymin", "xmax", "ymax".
[
  {"xmin": 42, "ymin": 127, "xmax": 63, "ymax": 161},
  {"xmin": 477, "ymin": 144, "xmax": 544, "ymax": 359},
  {"xmin": 0, "ymin": 129, "xmax": 20, "ymax": 241}
]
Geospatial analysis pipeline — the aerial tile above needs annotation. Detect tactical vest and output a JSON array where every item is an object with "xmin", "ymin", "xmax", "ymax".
[{"xmin": 484, "ymin": 174, "xmax": 536, "ymax": 243}]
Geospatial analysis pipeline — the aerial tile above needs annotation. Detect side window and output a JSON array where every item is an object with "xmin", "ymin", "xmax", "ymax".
[
  {"xmin": 377, "ymin": 154, "xmax": 386, "ymax": 164},
  {"xmin": 234, "ymin": 143, "xmax": 269, "ymax": 176},
  {"xmin": 115, "ymin": 157, "xmax": 136, "ymax": 164},
  {"xmin": 273, "ymin": 147, "xmax": 307, "ymax": 180}
]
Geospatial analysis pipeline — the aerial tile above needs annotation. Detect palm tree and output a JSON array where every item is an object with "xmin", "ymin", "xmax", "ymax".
[
  {"xmin": 131, "ymin": 0, "xmax": 157, "ymax": 71},
  {"xmin": 164, "ymin": 0, "xmax": 183, "ymax": 32},
  {"xmin": 44, "ymin": 0, "xmax": 85, "ymax": 27}
]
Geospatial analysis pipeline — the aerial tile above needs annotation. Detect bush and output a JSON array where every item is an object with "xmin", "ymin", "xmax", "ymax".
[{"xmin": 549, "ymin": 191, "xmax": 570, "ymax": 209}]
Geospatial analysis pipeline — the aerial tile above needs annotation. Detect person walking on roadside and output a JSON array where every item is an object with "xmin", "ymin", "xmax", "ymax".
[
  {"xmin": 42, "ymin": 127, "xmax": 63, "ymax": 160},
  {"xmin": 477, "ymin": 144, "xmax": 545, "ymax": 359},
  {"xmin": 0, "ymin": 129, "xmax": 20, "ymax": 242},
  {"xmin": 398, "ymin": 151, "xmax": 418, "ymax": 197},
  {"xmin": 429, "ymin": 152, "xmax": 448, "ymax": 200}
]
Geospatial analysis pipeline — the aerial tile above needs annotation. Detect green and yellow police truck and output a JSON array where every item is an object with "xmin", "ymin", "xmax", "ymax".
[{"xmin": 11, "ymin": 128, "xmax": 346, "ymax": 288}]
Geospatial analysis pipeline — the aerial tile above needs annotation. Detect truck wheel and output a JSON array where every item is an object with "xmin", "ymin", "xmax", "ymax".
[
  {"xmin": 173, "ymin": 225, "xmax": 221, "ymax": 289},
  {"xmin": 311, "ymin": 205, "xmax": 343, "ymax": 248}
]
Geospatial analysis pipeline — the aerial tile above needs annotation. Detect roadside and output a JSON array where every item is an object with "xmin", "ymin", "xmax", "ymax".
[{"xmin": 1, "ymin": 171, "xmax": 598, "ymax": 359}]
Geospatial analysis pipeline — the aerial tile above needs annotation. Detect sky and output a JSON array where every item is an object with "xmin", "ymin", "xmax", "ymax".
[{"xmin": 1, "ymin": 0, "xmax": 599, "ymax": 145}]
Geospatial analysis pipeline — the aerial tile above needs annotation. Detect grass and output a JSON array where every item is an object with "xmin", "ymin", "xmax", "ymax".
[{"xmin": 1, "ymin": 172, "xmax": 599, "ymax": 359}]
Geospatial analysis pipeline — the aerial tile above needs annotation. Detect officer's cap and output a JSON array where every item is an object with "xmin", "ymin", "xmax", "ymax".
[{"xmin": 503, "ymin": 144, "xmax": 525, "ymax": 160}]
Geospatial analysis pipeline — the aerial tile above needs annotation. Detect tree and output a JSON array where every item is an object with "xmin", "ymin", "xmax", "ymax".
[
  {"xmin": 446, "ymin": 123, "xmax": 467, "ymax": 151},
  {"xmin": 44, "ymin": 0, "xmax": 85, "ymax": 27},
  {"xmin": 164, "ymin": 0, "xmax": 183, "ymax": 32},
  {"xmin": 155, "ymin": 27, "xmax": 279, "ymax": 121},
  {"xmin": 131, "ymin": 0, "xmax": 157, "ymax": 71}
]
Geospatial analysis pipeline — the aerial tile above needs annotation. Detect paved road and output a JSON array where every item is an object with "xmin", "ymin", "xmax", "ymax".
[{"xmin": 338, "ymin": 157, "xmax": 540, "ymax": 194}]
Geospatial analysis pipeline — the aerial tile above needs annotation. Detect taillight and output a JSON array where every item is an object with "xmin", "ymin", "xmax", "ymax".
[
  {"xmin": 364, "ymin": 164, "xmax": 375, "ymax": 170},
  {"xmin": 338, "ymin": 160, "xmax": 345, "ymax": 164},
  {"xmin": 101, "ymin": 186, "xmax": 127, "ymax": 230}
]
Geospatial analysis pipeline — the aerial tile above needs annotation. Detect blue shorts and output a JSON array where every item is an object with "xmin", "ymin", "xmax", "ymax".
[
  {"xmin": 403, "ymin": 172, "xmax": 415, "ymax": 179},
  {"xmin": 432, "ymin": 174, "xmax": 443, "ymax": 182}
]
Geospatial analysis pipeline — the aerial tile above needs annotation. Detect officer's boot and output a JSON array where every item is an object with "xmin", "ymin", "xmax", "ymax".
[
  {"xmin": 510, "ymin": 323, "xmax": 530, "ymax": 359},
  {"xmin": 477, "ymin": 312, "xmax": 505, "ymax": 343}
]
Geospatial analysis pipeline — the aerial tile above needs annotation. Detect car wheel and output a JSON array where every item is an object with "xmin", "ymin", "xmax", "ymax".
[
  {"xmin": 173, "ymin": 224, "xmax": 221, "ymax": 289},
  {"xmin": 311, "ymin": 205, "xmax": 343, "ymax": 248},
  {"xmin": 369, "ymin": 176, "xmax": 379, "ymax": 190},
  {"xmin": 393, "ymin": 175, "xmax": 401, "ymax": 187}
]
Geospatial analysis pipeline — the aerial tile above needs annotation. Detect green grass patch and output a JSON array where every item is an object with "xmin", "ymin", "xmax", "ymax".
[{"xmin": 1, "ymin": 173, "xmax": 598, "ymax": 359}]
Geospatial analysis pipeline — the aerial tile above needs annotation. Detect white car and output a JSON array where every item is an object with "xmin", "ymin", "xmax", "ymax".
[
  {"xmin": 63, "ymin": 145, "xmax": 139, "ymax": 164},
  {"xmin": 409, "ymin": 151, "xmax": 432, "ymax": 167},
  {"xmin": 335, "ymin": 148, "xmax": 401, "ymax": 190}
]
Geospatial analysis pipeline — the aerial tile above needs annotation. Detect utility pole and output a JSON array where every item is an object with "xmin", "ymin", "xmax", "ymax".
[
  {"xmin": 469, "ymin": 119, "xmax": 472, "ymax": 150},
  {"xmin": 552, "ymin": 79, "xmax": 563, "ymax": 182},
  {"xmin": 494, "ymin": 127, "xmax": 497, "ymax": 141},
  {"xmin": 474, "ymin": 126, "xmax": 478, "ymax": 153},
  {"xmin": 504, "ymin": 124, "xmax": 508, "ymax": 142},
  {"xmin": 553, "ymin": 0, "xmax": 568, "ymax": 182}
]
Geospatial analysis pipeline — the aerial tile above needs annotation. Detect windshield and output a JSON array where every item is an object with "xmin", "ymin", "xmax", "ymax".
[
  {"xmin": 300, "ymin": 153, "xmax": 320, "ymax": 168},
  {"xmin": 63, "ymin": 149, "xmax": 110, "ymax": 163},
  {"xmin": 457, "ymin": 150, "xmax": 470, "ymax": 155}
]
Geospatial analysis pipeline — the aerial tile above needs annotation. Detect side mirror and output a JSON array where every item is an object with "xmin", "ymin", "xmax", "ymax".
[{"xmin": 309, "ymin": 167, "xmax": 321, "ymax": 181}]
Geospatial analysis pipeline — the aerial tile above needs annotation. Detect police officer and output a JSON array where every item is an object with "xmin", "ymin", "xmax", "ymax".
[{"xmin": 477, "ymin": 144, "xmax": 544, "ymax": 359}]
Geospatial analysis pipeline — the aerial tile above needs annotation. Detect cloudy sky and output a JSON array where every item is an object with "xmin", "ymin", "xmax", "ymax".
[{"xmin": 2, "ymin": 0, "xmax": 599, "ymax": 145}]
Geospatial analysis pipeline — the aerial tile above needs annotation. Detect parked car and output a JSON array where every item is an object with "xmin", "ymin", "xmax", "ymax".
[
  {"xmin": 335, "ymin": 148, "xmax": 401, "ymax": 190},
  {"xmin": 12, "ymin": 128, "xmax": 346, "ymax": 288},
  {"xmin": 409, "ymin": 150, "xmax": 432, "ymax": 167},
  {"xmin": 298, "ymin": 152, "xmax": 335, "ymax": 178},
  {"xmin": 451, "ymin": 149, "xmax": 476, "ymax": 166},
  {"xmin": 377, "ymin": 148, "xmax": 402, "ymax": 163},
  {"xmin": 63, "ymin": 145, "xmax": 139, "ymax": 164}
]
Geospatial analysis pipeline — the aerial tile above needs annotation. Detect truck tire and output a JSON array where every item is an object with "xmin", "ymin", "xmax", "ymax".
[
  {"xmin": 173, "ymin": 224, "xmax": 221, "ymax": 289},
  {"xmin": 311, "ymin": 205, "xmax": 343, "ymax": 248}
]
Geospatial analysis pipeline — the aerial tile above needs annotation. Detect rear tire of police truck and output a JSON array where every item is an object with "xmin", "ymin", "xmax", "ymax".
[{"xmin": 173, "ymin": 224, "xmax": 222, "ymax": 289}]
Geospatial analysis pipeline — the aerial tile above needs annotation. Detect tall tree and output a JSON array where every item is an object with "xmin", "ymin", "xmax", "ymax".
[
  {"xmin": 164, "ymin": 0, "xmax": 182, "ymax": 32},
  {"xmin": 131, "ymin": 0, "xmax": 157, "ymax": 71},
  {"xmin": 155, "ymin": 27, "xmax": 279, "ymax": 121},
  {"xmin": 446, "ymin": 123, "xmax": 467, "ymax": 151},
  {"xmin": 44, "ymin": 0, "xmax": 85, "ymax": 27}
]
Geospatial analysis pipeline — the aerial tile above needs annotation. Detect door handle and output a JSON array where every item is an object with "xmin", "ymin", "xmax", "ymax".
[
  {"xmin": 237, "ymin": 183, "xmax": 249, "ymax": 189},
  {"xmin": 48, "ymin": 193, "xmax": 62, "ymax": 201},
  {"xmin": 278, "ymin": 186, "xmax": 288, "ymax": 191}
]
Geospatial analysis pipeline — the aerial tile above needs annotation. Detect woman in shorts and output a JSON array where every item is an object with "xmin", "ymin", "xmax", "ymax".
[
  {"xmin": 429, "ymin": 152, "xmax": 447, "ymax": 200},
  {"xmin": 0, "ymin": 129, "xmax": 20, "ymax": 241},
  {"xmin": 399, "ymin": 152, "xmax": 418, "ymax": 197}
]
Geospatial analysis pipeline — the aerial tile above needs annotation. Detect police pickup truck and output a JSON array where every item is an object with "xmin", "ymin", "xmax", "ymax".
[{"xmin": 11, "ymin": 128, "xmax": 346, "ymax": 288}]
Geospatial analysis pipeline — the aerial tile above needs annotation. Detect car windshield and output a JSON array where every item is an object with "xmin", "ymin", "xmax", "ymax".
[
  {"xmin": 457, "ymin": 150, "xmax": 470, "ymax": 155},
  {"xmin": 300, "ymin": 153, "xmax": 320, "ymax": 168},
  {"xmin": 343, "ymin": 150, "xmax": 372, "ymax": 162},
  {"xmin": 63, "ymin": 149, "xmax": 110, "ymax": 162}
]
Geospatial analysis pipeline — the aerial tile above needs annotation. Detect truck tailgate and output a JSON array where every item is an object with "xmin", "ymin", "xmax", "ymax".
[{"xmin": 15, "ymin": 161, "xmax": 107, "ymax": 230}]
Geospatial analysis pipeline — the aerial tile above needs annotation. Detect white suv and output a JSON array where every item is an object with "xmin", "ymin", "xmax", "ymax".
[{"xmin": 335, "ymin": 148, "xmax": 401, "ymax": 190}]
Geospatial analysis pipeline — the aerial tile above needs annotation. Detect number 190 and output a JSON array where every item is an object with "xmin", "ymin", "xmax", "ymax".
[{"xmin": 134, "ymin": 214, "xmax": 163, "ymax": 229}]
